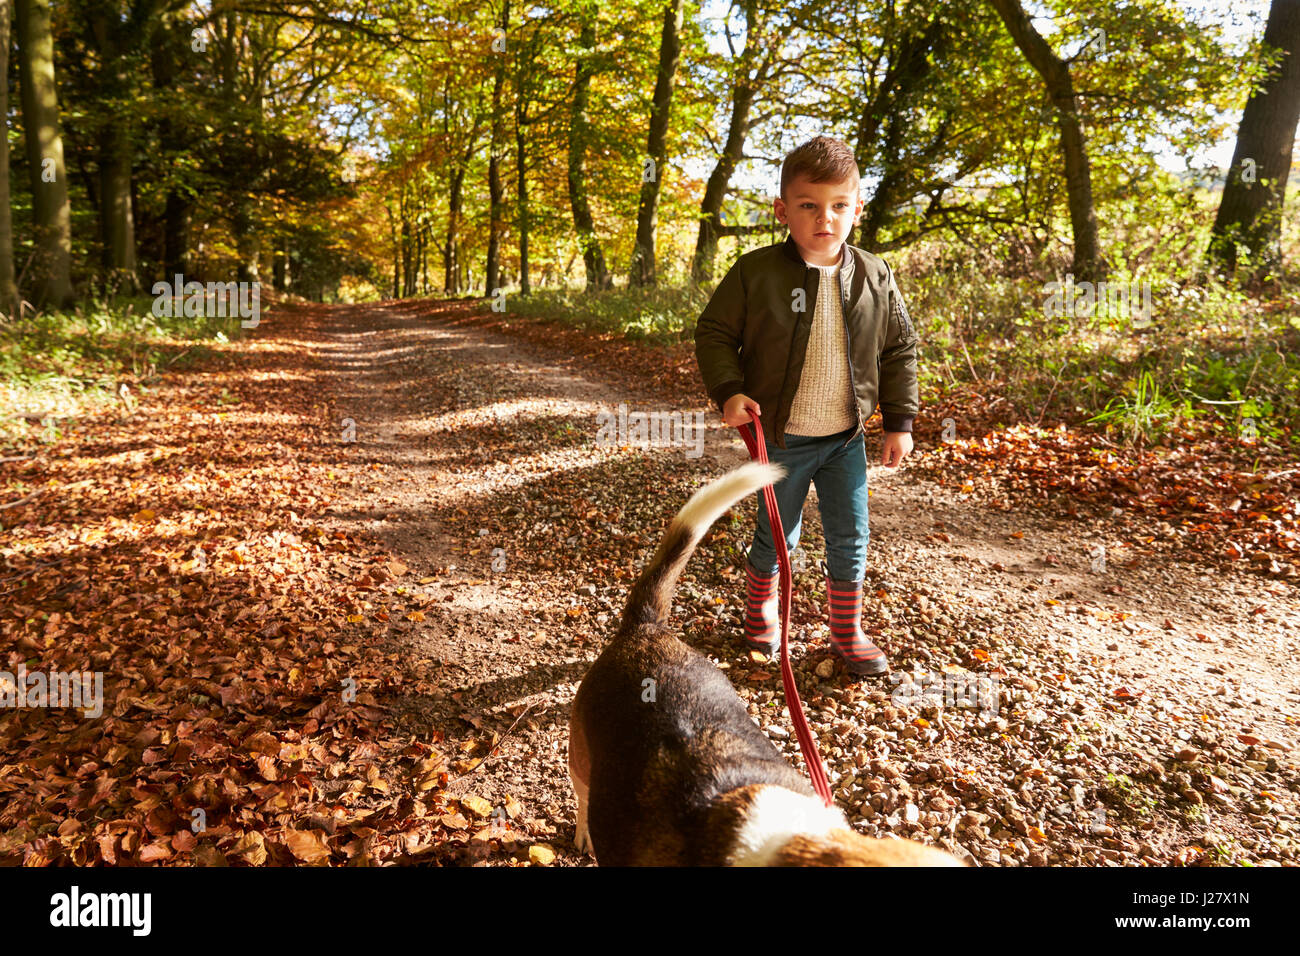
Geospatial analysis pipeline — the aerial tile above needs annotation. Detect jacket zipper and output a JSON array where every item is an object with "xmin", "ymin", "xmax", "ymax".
[
  {"xmin": 773, "ymin": 265, "xmax": 808, "ymax": 449},
  {"xmin": 838, "ymin": 275, "xmax": 864, "ymax": 449},
  {"xmin": 782, "ymin": 258, "xmax": 864, "ymax": 450}
]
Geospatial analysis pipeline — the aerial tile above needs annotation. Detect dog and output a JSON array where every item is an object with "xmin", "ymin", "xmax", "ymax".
[{"xmin": 568, "ymin": 462, "xmax": 968, "ymax": 866}]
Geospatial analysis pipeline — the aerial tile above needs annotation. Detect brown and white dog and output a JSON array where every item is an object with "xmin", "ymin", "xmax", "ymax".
[{"xmin": 568, "ymin": 462, "xmax": 968, "ymax": 866}]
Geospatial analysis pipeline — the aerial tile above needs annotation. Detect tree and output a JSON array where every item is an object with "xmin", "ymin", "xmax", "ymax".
[
  {"xmin": 850, "ymin": 8, "xmax": 950, "ymax": 251},
  {"xmin": 15, "ymin": 0, "xmax": 73, "ymax": 307},
  {"xmin": 567, "ymin": 8, "xmax": 611, "ymax": 290},
  {"xmin": 989, "ymin": 0, "xmax": 1106, "ymax": 282},
  {"xmin": 0, "ymin": 0, "xmax": 18, "ymax": 317},
  {"xmin": 690, "ymin": 0, "xmax": 792, "ymax": 283},
  {"xmin": 510, "ymin": 8, "xmax": 572, "ymax": 297},
  {"xmin": 79, "ymin": 0, "xmax": 149, "ymax": 292},
  {"xmin": 148, "ymin": 8, "xmax": 194, "ymax": 283},
  {"xmin": 781, "ymin": 0, "xmax": 1030, "ymax": 256},
  {"xmin": 437, "ymin": 54, "xmax": 485, "ymax": 295},
  {"xmin": 1208, "ymin": 0, "xmax": 1300, "ymax": 281},
  {"xmin": 485, "ymin": 0, "xmax": 510, "ymax": 297},
  {"xmin": 628, "ymin": 0, "xmax": 683, "ymax": 287}
]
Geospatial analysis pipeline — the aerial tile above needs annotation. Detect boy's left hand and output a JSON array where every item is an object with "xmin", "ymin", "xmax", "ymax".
[{"xmin": 880, "ymin": 431, "xmax": 913, "ymax": 468}]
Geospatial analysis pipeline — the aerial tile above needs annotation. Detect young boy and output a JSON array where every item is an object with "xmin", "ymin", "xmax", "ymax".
[{"xmin": 694, "ymin": 135, "xmax": 919, "ymax": 677}]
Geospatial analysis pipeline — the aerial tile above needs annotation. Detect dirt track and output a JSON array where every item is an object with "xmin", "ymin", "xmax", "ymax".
[{"xmin": 302, "ymin": 297, "xmax": 1299, "ymax": 867}]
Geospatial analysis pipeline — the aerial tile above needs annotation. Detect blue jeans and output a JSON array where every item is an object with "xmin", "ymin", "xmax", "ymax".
[{"xmin": 748, "ymin": 426, "xmax": 869, "ymax": 583}]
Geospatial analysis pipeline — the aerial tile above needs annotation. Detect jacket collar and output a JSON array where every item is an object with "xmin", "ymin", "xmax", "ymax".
[
  {"xmin": 780, "ymin": 234, "xmax": 852, "ymax": 297},
  {"xmin": 781, "ymin": 233, "xmax": 851, "ymax": 281}
]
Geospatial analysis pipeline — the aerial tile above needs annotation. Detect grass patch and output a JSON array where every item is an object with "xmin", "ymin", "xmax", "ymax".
[
  {"xmin": 909, "ymin": 267, "xmax": 1300, "ymax": 448},
  {"xmin": 505, "ymin": 284, "xmax": 710, "ymax": 345},
  {"xmin": 502, "ymin": 261, "xmax": 1300, "ymax": 451},
  {"xmin": 0, "ymin": 296, "xmax": 248, "ymax": 449},
  {"xmin": 1101, "ymin": 772, "xmax": 1158, "ymax": 818}
]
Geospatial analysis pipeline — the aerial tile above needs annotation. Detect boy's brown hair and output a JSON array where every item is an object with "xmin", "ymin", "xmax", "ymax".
[{"xmin": 780, "ymin": 135, "xmax": 860, "ymax": 200}]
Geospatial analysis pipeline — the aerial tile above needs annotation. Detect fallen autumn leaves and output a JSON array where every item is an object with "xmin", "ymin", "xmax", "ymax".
[
  {"xmin": 910, "ymin": 418, "xmax": 1300, "ymax": 579},
  {"xmin": 0, "ymin": 308, "xmax": 538, "ymax": 866},
  {"xmin": 2, "ymin": 297, "xmax": 1297, "ymax": 869}
]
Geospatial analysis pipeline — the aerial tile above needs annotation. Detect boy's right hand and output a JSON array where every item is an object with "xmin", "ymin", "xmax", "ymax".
[{"xmin": 722, "ymin": 393, "xmax": 761, "ymax": 427}]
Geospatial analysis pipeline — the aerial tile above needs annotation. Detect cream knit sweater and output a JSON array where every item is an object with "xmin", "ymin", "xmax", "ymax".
[{"xmin": 784, "ymin": 259, "xmax": 857, "ymax": 437}]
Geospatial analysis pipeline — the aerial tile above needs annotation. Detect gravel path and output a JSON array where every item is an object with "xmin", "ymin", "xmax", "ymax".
[{"xmin": 306, "ymin": 298, "xmax": 1298, "ymax": 867}]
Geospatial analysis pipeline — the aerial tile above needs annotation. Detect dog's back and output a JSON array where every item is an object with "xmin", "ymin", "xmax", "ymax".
[
  {"xmin": 569, "ymin": 463, "xmax": 968, "ymax": 867},
  {"xmin": 574, "ymin": 627, "xmax": 816, "ymax": 864},
  {"xmin": 572, "ymin": 463, "xmax": 802, "ymax": 865}
]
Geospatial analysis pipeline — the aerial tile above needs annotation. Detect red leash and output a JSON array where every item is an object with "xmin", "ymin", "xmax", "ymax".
[{"xmin": 737, "ymin": 410, "xmax": 834, "ymax": 807}]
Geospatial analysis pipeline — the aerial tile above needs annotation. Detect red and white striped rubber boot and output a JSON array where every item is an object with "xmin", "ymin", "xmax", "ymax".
[
  {"xmin": 825, "ymin": 576, "xmax": 889, "ymax": 676},
  {"xmin": 742, "ymin": 560, "xmax": 781, "ymax": 658}
]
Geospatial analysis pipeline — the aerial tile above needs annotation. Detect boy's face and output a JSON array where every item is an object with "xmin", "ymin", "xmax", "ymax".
[{"xmin": 774, "ymin": 175, "xmax": 863, "ymax": 266}]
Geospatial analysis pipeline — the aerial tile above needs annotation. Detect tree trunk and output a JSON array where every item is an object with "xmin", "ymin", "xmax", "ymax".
[
  {"xmin": 163, "ymin": 190, "xmax": 189, "ymax": 280},
  {"xmin": 89, "ymin": 4, "xmax": 137, "ymax": 291},
  {"xmin": 235, "ymin": 199, "xmax": 259, "ymax": 283},
  {"xmin": 485, "ymin": 1, "xmax": 509, "ymax": 296},
  {"xmin": 151, "ymin": 11, "xmax": 189, "ymax": 282},
  {"xmin": 98, "ymin": 124, "xmax": 137, "ymax": 289},
  {"xmin": 386, "ymin": 203, "xmax": 398, "ymax": 297},
  {"xmin": 691, "ymin": 81, "xmax": 757, "ymax": 283},
  {"xmin": 401, "ymin": 214, "xmax": 412, "ymax": 297},
  {"xmin": 0, "ymin": 0, "xmax": 18, "ymax": 317},
  {"xmin": 629, "ymin": 0, "xmax": 683, "ymax": 287},
  {"xmin": 1208, "ymin": 0, "xmax": 1300, "ymax": 280},
  {"xmin": 221, "ymin": 8, "xmax": 263, "ymax": 287},
  {"xmin": 513, "ymin": 19, "xmax": 533, "ymax": 299},
  {"xmin": 859, "ymin": 114, "xmax": 907, "ymax": 252},
  {"xmin": 15, "ymin": 0, "xmax": 73, "ymax": 307},
  {"xmin": 853, "ymin": 14, "xmax": 946, "ymax": 251},
  {"xmin": 516, "ymin": 119, "xmax": 530, "ymax": 297},
  {"xmin": 691, "ymin": 0, "xmax": 764, "ymax": 284},
  {"xmin": 410, "ymin": 219, "xmax": 419, "ymax": 296},
  {"xmin": 568, "ymin": 16, "xmax": 609, "ymax": 290},
  {"xmin": 272, "ymin": 240, "xmax": 286, "ymax": 292},
  {"xmin": 420, "ymin": 226, "xmax": 428, "ymax": 295},
  {"xmin": 444, "ymin": 166, "xmax": 464, "ymax": 294},
  {"xmin": 989, "ymin": 0, "xmax": 1106, "ymax": 282}
]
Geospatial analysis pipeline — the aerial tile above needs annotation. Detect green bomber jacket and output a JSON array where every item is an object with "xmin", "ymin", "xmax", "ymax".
[{"xmin": 693, "ymin": 234, "xmax": 920, "ymax": 449}]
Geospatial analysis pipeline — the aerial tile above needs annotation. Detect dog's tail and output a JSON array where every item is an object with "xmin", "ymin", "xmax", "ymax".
[{"xmin": 620, "ymin": 461, "xmax": 785, "ymax": 631}]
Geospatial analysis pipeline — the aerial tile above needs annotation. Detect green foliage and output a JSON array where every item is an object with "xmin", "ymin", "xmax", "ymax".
[
  {"xmin": 1102, "ymin": 772, "xmax": 1157, "ymax": 818},
  {"xmin": 1087, "ymin": 371, "xmax": 1185, "ymax": 445},
  {"xmin": 900, "ymin": 171, "xmax": 1300, "ymax": 450},
  {"xmin": 912, "ymin": 264, "xmax": 1300, "ymax": 449},
  {"xmin": 336, "ymin": 276, "xmax": 383, "ymax": 304},
  {"xmin": 0, "ymin": 299, "xmax": 246, "ymax": 448},
  {"xmin": 508, "ymin": 285, "xmax": 712, "ymax": 345},
  {"xmin": 499, "ymin": 173, "xmax": 1300, "ymax": 454}
]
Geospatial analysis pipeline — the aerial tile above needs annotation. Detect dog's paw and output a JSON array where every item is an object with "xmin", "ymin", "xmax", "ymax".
[{"xmin": 574, "ymin": 822, "xmax": 593, "ymax": 856}]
